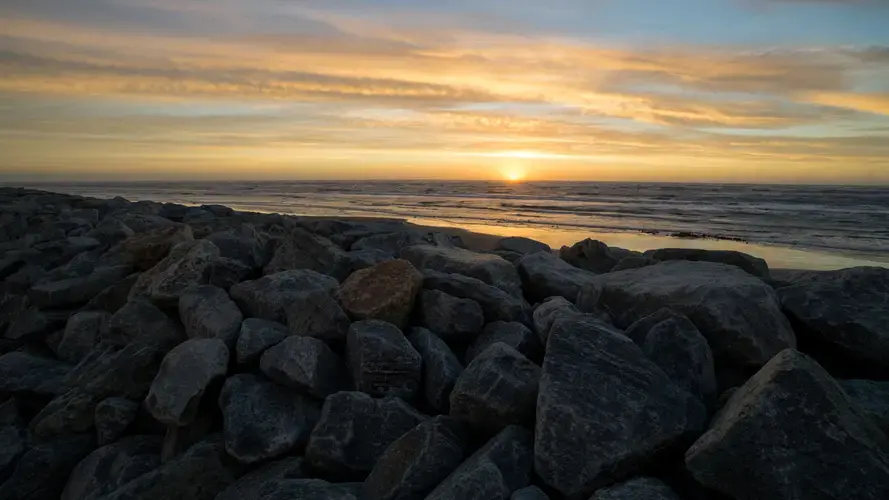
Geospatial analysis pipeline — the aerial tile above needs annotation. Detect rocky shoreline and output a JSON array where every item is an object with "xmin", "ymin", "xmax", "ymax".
[{"xmin": 1, "ymin": 186, "xmax": 888, "ymax": 500}]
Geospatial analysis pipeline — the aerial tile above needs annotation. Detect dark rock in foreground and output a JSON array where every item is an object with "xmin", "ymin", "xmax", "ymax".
[
  {"xmin": 62, "ymin": 435, "xmax": 161, "ymax": 500},
  {"xmin": 178, "ymin": 285, "xmax": 243, "ymax": 346},
  {"xmin": 465, "ymin": 321, "xmax": 541, "ymax": 364},
  {"xmin": 0, "ymin": 434, "xmax": 95, "ymax": 500},
  {"xmin": 260, "ymin": 335, "xmax": 342, "ymax": 399},
  {"xmin": 511, "ymin": 486, "xmax": 550, "ymax": 500},
  {"xmin": 347, "ymin": 320, "xmax": 421, "ymax": 399},
  {"xmin": 0, "ymin": 351, "xmax": 72, "ymax": 396},
  {"xmin": 402, "ymin": 245, "xmax": 523, "ymax": 298},
  {"xmin": 337, "ymin": 259, "xmax": 423, "ymax": 329},
  {"xmin": 408, "ymin": 328, "xmax": 463, "ymax": 413},
  {"xmin": 422, "ymin": 270, "xmax": 526, "ymax": 323},
  {"xmin": 235, "ymin": 318, "xmax": 288, "ymax": 366},
  {"xmin": 215, "ymin": 457, "xmax": 310, "ymax": 500},
  {"xmin": 589, "ymin": 477, "xmax": 681, "ymax": 500},
  {"xmin": 839, "ymin": 379, "xmax": 889, "ymax": 434},
  {"xmin": 230, "ymin": 270, "xmax": 338, "ymax": 324},
  {"xmin": 94, "ymin": 397, "xmax": 140, "ymax": 446},
  {"xmin": 418, "ymin": 289, "xmax": 484, "ymax": 343},
  {"xmin": 644, "ymin": 248, "xmax": 769, "ymax": 278},
  {"xmin": 559, "ymin": 238, "xmax": 639, "ymax": 274},
  {"xmin": 517, "ymin": 251, "xmax": 597, "ymax": 303}
]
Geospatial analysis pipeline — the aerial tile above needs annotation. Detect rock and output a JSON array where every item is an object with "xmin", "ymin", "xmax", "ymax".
[
  {"xmin": 351, "ymin": 231, "xmax": 427, "ymax": 257},
  {"xmin": 686, "ymin": 349, "xmax": 889, "ymax": 500},
  {"xmin": 178, "ymin": 285, "xmax": 243, "ymax": 346},
  {"xmin": 235, "ymin": 319, "xmax": 289, "ymax": 366},
  {"xmin": 466, "ymin": 321, "xmax": 541, "ymax": 364},
  {"xmin": 215, "ymin": 457, "xmax": 310, "ymax": 500},
  {"xmin": 364, "ymin": 416, "xmax": 468, "ymax": 500},
  {"xmin": 105, "ymin": 223, "xmax": 193, "ymax": 271},
  {"xmin": 264, "ymin": 228, "xmax": 351, "ymax": 280},
  {"xmin": 644, "ymin": 248, "xmax": 769, "ymax": 278},
  {"xmin": 306, "ymin": 391, "xmax": 426, "ymax": 477},
  {"xmin": 202, "ymin": 257, "xmax": 253, "ymax": 290},
  {"xmin": 839, "ymin": 379, "xmax": 889, "ymax": 433},
  {"xmin": 610, "ymin": 256, "xmax": 657, "ymax": 272},
  {"xmin": 61, "ymin": 435, "xmax": 162, "ymax": 500},
  {"xmin": 260, "ymin": 336, "xmax": 342, "ymax": 399},
  {"xmin": 5, "ymin": 265, "xmax": 48, "ymax": 293},
  {"xmin": 559, "ymin": 239, "xmax": 639, "ymax": 274},
  {"xmin": 516, "ymin": 251, "xmax": 597, "ymax": 303},
  {"xmin": 205, "ymin": 225, "xmax": 266, "ymax": 269},
  {"xmin": 494, "ymin": 237, "xmax": 551, "ymax": 256},
  {"xmin": 129, "ymin": 240, "xmax": 220, "ymax": 308},
  {"xmin": 511, "ymin": 486, "xmax": 549, "ymax": 500},
  {"xmin": 580, "ymin": 261, "xmax": 795, "ymax": 386},
  {"xmin": 422, "ymin": 270, "xmax": 526, "ymax": 323},
  {"xmin": 777, "ymin": 267, "xmax": 889, "ymax": 378},
  {"xmin": 0, "ymin": 434, "xmax": 95, "ymax": 500},
  {"xmin": 230, "ymin": 270, "xmax": 338, "ymax": 324},
  {"xmin": 531, "ymin": 296, "xmax": 583, "ymax": 345},
  {"xmin": 408, "ymin": 328, "xmax": 464, "ymax": 412},
  {"xmin": 242, "ymin": 479, "xmax": 359, "ymax": 499},
  {"xmin": 418, "ymin": 290, "xmax": 484, "ymax": 343},
  {"xmin": 0, "ymin": 294, "xmax": 29, "ymax": 337},
  {"xmin": 0, "ymin": 423, "xmax": 26, "ymax": 479},
  {"xmin": 337, "ymin": 259, "xmax": 423, "ymax": 329},
  {"xmin": 218, "ymin": 374, "xmax": 321, "ymax": 464},
  {"xmin": 426, "ymin": 425, "xmax": 533, "ymax": 500},
  {"xmin": 5, "ymin": 306, "xmax": 70, "ymax": 342},
  {"xmin": 85, "ymin": 217, "xmax": 134, "ymax": 247},
  {"xmin": 85, "ymin": 273, "xmax": 140, "ymax": 314},
  {"xmin": 535, "ymin": 316, "xmax": 706, "ymax": 498},
  {"xmin": 107, "ymin": 299, "xmax": 184, "ymax": 347},
  {"xmin": 145, "ymin": 339, "xmax": 229, "ymax": 426},
  {"xmin": 401, "ymin": 245, "xmax": 523, "ymax": 298},
  {"xmin": 94, "ymin": 398, "xmax": 140, "ymax": 446},
  {"xmin": 0, "ymin": 351, "xmax": 71, "ymax": 396},
  {"xmin": 344, "ymin": 248, "xmax": 394, "ymax": 272},
  {"xmin": 449, "ymin": 343, "xmax": 540, "ymax": 432},
  {"xmin": 346, "ymin": 320, "xmax": 422, "ymax": 399},
  {"xmin": 285, "ymin": 290, "xmax": 351, "ymax": 341},
  {"xmin": 589, "ymin": 477, "xmax": 681, "ymax": 500},
  {"xmin": 58, "ymin": 311, "xmax": 111, "ymax": 363}
]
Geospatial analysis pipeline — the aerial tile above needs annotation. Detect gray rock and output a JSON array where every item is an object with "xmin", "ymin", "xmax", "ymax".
[
  {"xmin": 426, "ymin": 425, "xmax": 533, "ymax": 500},
  {"xmin": 94, "ymin": 398, "xmax": 140, "ymax": 446},
  {"xmin": 422, "ymin": 270, "xmax": 526, "ymax": 323},
  {"xmin": 450, "ymin": 343, "xmax": 540, "ymax": 432},
  {"xmin": 351, "ymin": 231, "xmax": 428, "ymax": 257},
  {"xmin": 337, "ymin": 259, "xmax": 423, "ymax": 329},
  {"xmin": 145, "ymin": 339, "xmax": 229, "ymax": 426},
  {"xmin": 418, "ymin": 290, "xmax": 484, "ymax": 343},
  {"xmin": 517, "ymin": 251, "xmax": 597, "ymax": 303},
  {"xmin": 494, "ymin": 237, "xmax": 551, "ymax": 256},
  {"xmin": 531, "ymin": 296, "xmax": 582, "ymax": 345},
  {"xmin": 840, "ymin": 379, "xmax": 889, "ymax": 434},
  {"xmin": 218, "ymin": 374, "xmax": 321, "ymax": 464},
  {"xmin": 535, "ymin": 316, "xmax": 706, "ymax": 498},
  {"xmin": 244, "ymin": 479, "xmax": 359, "ymax": 500},
  {"xmin": 364, "ymin": 416, "xmax": 468, "ymax": 500},
  {"xmin": 0, "ymin": 424, "xmax": 26, "ymax": 479},
  {"xmin": 215, "ymin": 457, "xmax": 310, "ymax": 500},
  {"xmin": 264, "ymin": 228, "xmax": 351, "ymax": 280},
  {"xmin": 285, "ymin": 290, "xmax": 351, "ymax": 341},
  {"xmin": 178, "ymin": 285, "xmax": 243, "ymax": 346},
  {"xmin": 0, "ymin": 434, "xmax": 95, "ymax": 500},
  {"xmin": 61, "ymin": 435, "xmax": 162, "ymax": 500},
  {"xmin": 260, "ymin": 336, "xmax": 342, "ymax": 399},
  {"xmin": 408, "ymin": 328, "xmax": 464, "ymax": 412},
  {"xmin": 235, "ymin": 319, "xmax": 288, "ymax": 366},
  {"xmin": 0, "ymin": 351, "xmax": 72, "ymax": 396},
  {"xmin": 206, "ymin": 225, "xmax": 266, "ymax": 269},
  {"xmin": 0, "ymin": 294, "xmax": 28, "ymax": 337},
  {"xmin": 610, "ymin": 256, "xmax": 657, "ymax": 272},
  {"xmin": 230, "ymin": 270, "xmax": 338, "ymax": 324},
  {"xmin": 59, "ymin": 311, "xmax": 111, "ymax": 363},
  {"xmin": 104, "ymin": 223, "xmax": 193, "ymax": 271},
  {"xmin": 589, "ymin": 477, "xmax": 681, "ymax": 500},
  {"xmin": 5, "ymin": 306, "xmax": 71, "ymax": 342},
  {"xmin": 129, "ymin": 240, "xmax": 220, "ymax": 308},
  {"xmin": 644, "ymin": 248, "xmax": 769, "ymax": 278},
  {"xmin": 511, "ymin": 486, "xmax": 549, "ymax": 500},
  {"xmin": 86, "ymin": 273, "xmax": 140, "ymax": 314},
  {"xmin": 202, "ymin": 257, "xmax": 253, "ymax": 290},
  {"xmin": 686, "ymin": 349, "xmax": 889, "ymax": 500},
  {"xmin": 559, "ymin": 239, "xmax": 640, "ymax": 274},
  {"xmin": 401, "ymin": 245, "xmax": 523, "ymax": 298},
  {"xmin": 5, "ymin": 265, "xmax": 48, "ymax": 293},
  {"xmin": 85, "ymin": 218, "xmax": 134, "ymax": 247},
  {"xmin": 343, "ymin": 248, "xmax": 394, "ymax": 272},
  {"xmin": 306, "ymin": 391, "xmax": 426, "ymax": 477},
  {"xmin": 107, "ymin": 299, "xmax": 184, "ymax": 347},
  {"xmin": 347, "ymin": 320, "xmax": 422, "ymax": 399},
  {"xmin": 466, "ymin": 321, "xmax": 541, "ymax": 364}
]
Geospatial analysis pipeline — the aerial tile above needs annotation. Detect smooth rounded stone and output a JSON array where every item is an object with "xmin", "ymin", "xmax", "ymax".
[
  {"xmin": 94, "ymin": 397, "xmax": 140, "ymax": 446},
  {"xmin": 777, "ymin": 267, "xmax": 889, "ymax": 377},
  {"xmin": 579, "ymin": 261, "xmax": 796, "ymax": 386},
  {"xmin": 422, "ymin": 270, "xmax": 526, "ymax": 323},
  {"xmin": 401, "ymin": 245, "xmax": 523, "ymax": 298},
  {"xmin": 306, "ymin": 391, "xmax": 427, "ymax": 477},
  {"xmin": 511, "ymin": 486, "xmax": 549, "ymax": 500},
  {"xmin": 644, "ymin": 248, "xmax": 769, "ymax": 278},
  {"xmin": 559, "ymin": 239, "xmax": 640, "ymax": 275},
  {"xmin": 28, "ymin": 264, "xmax": 132, "ymax": 309},
  {"xmin": 531, "ymin": 296, "xmax": 583, "ymax": 344},
  {"xmin": 535, "ymin": 316, "xmax": 707, "ymax": 499},
  {"xmin": 517, "ymin": 251, "xmax": 598, "ymax": 303},
  {"xmin": 0, "ymin": 434, "xmax": 95, "ymax": 500},
  {"xmin": 145, "ymin": 339, "xmax": 229, "ymax": 426},
  {"xmin": 418, "ymin": 290, "xmax": 484, "ymax": 343},
  {"xmin": 202, "ymin": 257, "xmax": 253, "ymax": 290},
  {"xmin": 0, "ymin": 351, "xmax": 72, "ymax": 396},
  {"xmin": 426, "ymin": 425, "xmax": 533, "ymax": 500},
  {"xmin": 129, "ymin": 240, "xmax": 220, "ymax": 308},
  {"xmin": 219, "ymin": 374, "xmax": 321, "ymax": 464},
  {"xmin": 105, "ymin": 223, "xmax": 193, "ymax": 271},
  {"xmin": 215, "ymin": 457, "xmax": 311, "ymax": 500},
  {"xmin": 285, "ymin": 290, "xmax": 351, "ymax": 341},
  {"xmin": 364, "ymin": 416, "xmax": 468, "ymax": 500},
  {"xmin": 0, "ymin": 425, "xmax": 26, "ymax": 478},
  {"xmin": 449, "ymin": 343, "xmax": 540, "ymax": 432},
  {"xmin": 61, "ymin": 435, "xmax": 162, "ymax": 500},
  {"xmin": 589, "ymin": 477, "xmax": 681, "ymax": 500},
  {"xmin": 235, "ymin": 318, "xmax": 289, "ymax": 366},
  {"xmin": 346, "ymin": 320, "xmax": 422, "ymax": 399},
  {"xmin": 466, "ymin": 321, "xmax": 542, "ymax": 364},
  {"xmin": 264, "ymin": 227, "xmax": 352, "ymax": 280},
  {"xmin": 178, "ymin": 285, "xmax": 243, "ymax": 346},
  {"xmin": 59, "ymin": 311, "xmax": 111, "ymax": 363},
  {"xmin": 337, "ymin": 259, "xmax": 423, "ymax": 329},
  {"xmin": 86, "ymin": 273, "xmax": 140, "ymax": 314},
  {"xmin": 230, "ymin": 269, "xmax": 339, "ymax": 324},
  {"xmin": 686, "ymin": 349, "xmax": 889, "ymax": 500},
  {"xmin": 839, "ymin": 379, "xmax": 889, "ymax": 433},
  {"xmin": 260, "ymin": 336, "xmax": 342, "ymax": 399},
  {"xmin": 610, "ymin": 256, "xmax": 657, "ymax": 272},
  {"xmin": 205, "ymin": 225, "xmax": 267, "ymax": 269},
  {"xmin": 494, "ymin": 236, "xmax": 551, "ymax": 256},
  {"xmin": 85, "ymin": 217, "xmax": 135, "ymax": 247},
  {"xmin": 408, "ymin": 328, "xmax": 464, "ymax": 412},
  {"xmin": 107, "ymin": 299, "xmax": 185, "ymax": 347},
  {"xmin": 625, "ymin": 309, "xmax": 717, "ymax": 407}
]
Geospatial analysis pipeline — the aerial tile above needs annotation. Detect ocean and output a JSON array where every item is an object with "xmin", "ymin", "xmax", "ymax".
[{"xmin": 16, "ymin": 181, "xmax": 889, "ymax": 270}]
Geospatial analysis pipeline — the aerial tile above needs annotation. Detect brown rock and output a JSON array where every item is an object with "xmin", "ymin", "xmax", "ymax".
[{"xmin": 338, "ymin": 259, "xmax": 423, "ymax": 328}]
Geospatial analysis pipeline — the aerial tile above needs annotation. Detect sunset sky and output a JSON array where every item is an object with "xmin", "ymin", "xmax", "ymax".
[{"xmin": 2, "ymin": 0, "xmax": 889, "ymax": 183}]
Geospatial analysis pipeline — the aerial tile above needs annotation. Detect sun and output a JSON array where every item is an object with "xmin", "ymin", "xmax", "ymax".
[{"xmin": 503, "ymin": 170, "xmax": 526, "ymax": 182}]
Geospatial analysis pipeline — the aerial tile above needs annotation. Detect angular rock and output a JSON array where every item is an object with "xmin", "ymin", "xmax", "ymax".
[
  {"xmin": 235, "ymin": 318, "xmax": 288, "ymax": 366},
  {"xmin": 511, "ymin": 486, "xmax": 550, "ymax": 500},
  {"xmin": 466, "ymin": 321, "xmax": 542, "ymax": 364},
  {"xmin": 610, "ymin": 255, "xmax": 657, "ymax": 272},
  {"xmin": 686, "ymin": 349, "xmax": 889, "ymax": 500},
  {"xmin": 178, "ymin": 285, "xmax": 243, "ymax": 346},
  {"xmin": 94, "ymin": 397, "xmax": 140, "ymax": 446},
  {"xmin": 243, "ymin": 479, "xmax": 359, "ymax": 499},
  {"xmin": 107, "ymin": 299, "xmax": 184, "ymax": 347},
  {"xmin": 347, "ymin": 320, "xmax": 422, "ymax": 399},
  {"xmin": 260, "ymin": 336, "xmax": 342, "ymax": 398},
  {"xmin": 418, "ymin": 290, "xmax": 484, "ymax": 343},
  {"xmin": 202, "ymin": 257, "xmax": 253, "ymax": 290},
  {"xmin": 559, "ymin": 239, "xmax": 640, "ymax": 274},
  {"xmin": 589, "ymin": 477, "xmax": 681, "ymax": 500},
  {"xmin": 230, "ymin": 270, "xmax": 338, "ymax": 324},
  {"xmin": 535, "ymin": 316, "xmax": 706, "ymax": 498},
  {"xmin": 215, "ymin": 457, "xmax": 310, "ymax": 500},
  {"xmin": 839, "ymin": 379, "xmax": 889, "ymax": 434},
  {"xmin": 61, "ymin": 435, "xmax": 162, "ymax": 500},
  {"xmin": 264, "ymin": 228, "xmax": 351, "ymax": 280},
  {"xmin": 104, "ymin": 223, "xmax": 192, "ymax": 271},
  {"xmin": 450, "ymin": 343, "xmax": 540, "ymax": 432},
  {"xmin": 0, "ymin": 424, "xmax": 26, "ymax": 481},
  {"xmin": 285, "ymin": 290, "xmax": 351, "ymax": 341},
  {"xmin": 423, "ymin": 270, "xmax": 526, "ymax": 323},
  {"xmin": 306, "ymin": 391, "xmax": 426, "ymax": 477},
  {"xmin": 129, "ymin": 240, "xmax": 220, "ymax": 308},
  {"xmin": 58, "ymin": 311, "xmax": 111, "ymax": 363},
  {"xmin": 517, "ymin": 251, "xmax": 597, "ymax": 303},
  {"xmin": 644, "ymin": 248, "xmax": 769, "ymax": 278},
  {"xmin": 408, "ymin": 328, "xmax": 464, "ymax": 412},
  {"xmin": 364, "ymin": 416, "xmax": 468, "ymax": 500},
  {"xmin": 0, "ymin": 434, "xmax": 95, "ymax": 500},
  {"xmin": 86, "ymin": 273, "xmax": 140, "ymax": 314},
  {"xmin": 531, "ymin": 296, "xmax": 583, "ymax": 345},
  {"xmin": 206, "ymin": 225, "xmax": 266, "ymax": 269},
  {"xmin": 426, "ymin": 425, "xmax": 533, "ymax": 500},
  {"xmin": 6, "ymin": 307, "xmax": 71, "ymax": 342},
  {"xmin": 218, "ymin": 374, "xmax": 321, "ymax": 464},
  {"xmin": 85, "ymin": 217, "xmax": 134, "ymax": 247},
  {"xmin": 337, "ymin": 259, "xmax": 423, "ymax": 329},
  {"xmin": 0, "ymin": 351, "xmax": 72, "ymax": 396},
  {"xmin": 494, "ymin": 236, "xmax": 551, "ymax": 256},
  {"xmin": 401, "ymin": 245, "xmax": 523, "ymax": 298},
  {"xmin": 5, "ymin": 265, "xmax": 48, "ymax": 293},
  {"xmin": 351, "ymin": 231, "xmax": 427, "ymax": 257},
  {"xmin": 344, "ymin": 248, "xmax": 394, "ymax": 272},
  {"xmin": 145, "ymin": 339, "xmax": 229, "ymax": 426}
]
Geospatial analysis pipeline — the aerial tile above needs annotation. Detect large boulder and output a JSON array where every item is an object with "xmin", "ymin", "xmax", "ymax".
[
  {"xmin": 285, "ymin": 289, "xmax": 351, "ymax": 341},
  {"xmin": 559, "ymin": 239, "xmax": 639, "ymax": 274},
  {"xmin": 516, "ymin": 252, "xmax": 597, "ymax": 303},
  {"xmin": 839, "ymin": 379, "xmax": 889, "ymax": 434},
  {"xmin": 205, "ymin": 225, "xmax": 267, "ymax": 269},
  {"xmin": 264, "ymin": 227, "xmax": 351, "ymax": 280},
  {"xmin": 234, "ymin": 318, "xmax": 288, "ymax": 367},
  {"xmin": 364, "ymin": 416, "xmax": 468, "ymax": 500},
  {"xmin": 232, "ymin": 479, "xmax": 359, "ymax": 499},
  {"xmin": 351, "ymin": 231, "xmax": 428, "ymax": 257},
  {"xmin": 686, "ymin": 349, "xmax": 889, "ymax": 500},
  {"xmin": 129, "ymin": 240, "xmax": 220, "ymax": 308},
  {"xmin": 511, "ymin": 486, "xmax": 549, "ymax": 500},
  {"xmin": 85, "ymin": 217, "xmax": 134, "ymax": 247},
  {"xmin": 494, "ymin": 236, "xmax": 551, "ymax": 256},
  {"xmin": 230, "ymin": 270, "xmax": 338, "ymax": 324},
  {"xmin": 5, "ymin": 306, "xmax": 70, "ymax": 342},
  {"xmin": 0, "ymin": 351, "xmax": 72, "ymax": 396},
  {"xmin": 401, "ymin": 245, "xmax": 523, "ymax": 298},
  {"xmin": 422, "ymin": 270, "xmax": 526, "ymax": 323},
  {"xmin": 589, "ymin": 477, "xmax": 681, "ymax": 500},
  {"xmin": 425, "ymin": 425, "xmax": 533, "ymax": 500},
  {"xmin": 58, "ymin": 311, "xmax": 111, "ymax": 363},
  {"xmin": 408, "ymin": 328, "xmax": 464, "ymax": 412},
  {"xmin": 61, "ymin": 435, "xmax": 162, "ymax": 500},
  {"xmin": 104, "ymin": 223, "xmax": 193, "ymax": 271},
  {"xmin": 531, "ymin": 296, "xmax": 583, "ymax": 345},
  {"xmin": 535, "ymin": 316, "xmax": 706, "ymax": 498},
  {"xmin": 260, "ymin": 336, "xmax": 342, "ymax": 399},
  {"xmin": 86, "ymin": 273, "xmax": 140, "ymax": 314},
  {"xmin": 465, "ymin": 321, "xmax": 541, "ymax": 364},
  {"xmin": 644, "ymin": 248, "xmax": 769, "ymax": 278},
  {"xmin": 178, "ymin": 285, "xmax": 243, "ymax": 346},
  {"xmin": 306, "ymin": 392, "xmax": 426, "ymax": 477},
  {"xmin": 337, "ymin": 259, "xmax": 423, "ymax": 329},
  {"xmin": 29, "ymin": 265, "xmax": 133, "ymax": 309},
  {"xmin": 202, "ymin": 257, "xmax": 253, "ymax": 291},
  {"xmin": 107, "ymin": 299, "xmax": 184, "ymax": 347},
  {"xmin": 346, "ymin": 320, "xmax": 422, "ymax": 399},
  {"xmin": 0, "ymin": 434, "xmax": 95, "ymax": 500},
  {"xmin": 418, "ymin": 290, "xmax": 484, "ymax": 343},
  {"xmin": 94, "ymin": 397, "xmax": 140, "ymax": 446},
  {"xmin": 215, "ymin": 457, "xmax": 310, "ymax": 500}
]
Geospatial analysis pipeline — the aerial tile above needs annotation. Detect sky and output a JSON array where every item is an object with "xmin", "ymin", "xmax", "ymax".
[{"xmin": 1, "ymin": 0, "xmax": 889, "ymax": 183}]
